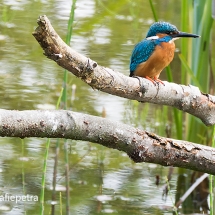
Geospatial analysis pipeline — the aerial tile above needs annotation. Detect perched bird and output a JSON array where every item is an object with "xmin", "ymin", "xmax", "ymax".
[{"xmin": 129, "ymin": 22, "xmax": 200, "ymax": 85}]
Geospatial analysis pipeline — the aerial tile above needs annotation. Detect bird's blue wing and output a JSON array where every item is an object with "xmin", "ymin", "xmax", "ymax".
[{"xmin": 129, "ymin": 39, "xmax": 156, "ymax": 76}]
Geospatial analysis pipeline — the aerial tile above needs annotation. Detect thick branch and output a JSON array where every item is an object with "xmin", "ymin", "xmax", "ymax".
[
  {"xmin": 32, "ymin": 15, "xmax": 215, "ymax": 126},
  {"xmin": 0, "ymin": 109, "xmax": 215, "ymax": 175}
]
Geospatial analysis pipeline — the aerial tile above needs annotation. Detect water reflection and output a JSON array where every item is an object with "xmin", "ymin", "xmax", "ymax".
[{"xmin": 0, "ymin": 0, "xmax": 207, "ymax": 214}]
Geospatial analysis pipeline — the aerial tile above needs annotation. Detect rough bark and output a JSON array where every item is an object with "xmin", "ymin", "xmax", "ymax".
[
  {"xmin": 0, "ymin": 109, "xmax": 215, "ymax": 175},
  {"xmin": 32, "ymin": 15, "xmax": 215, "ymax": 126}
]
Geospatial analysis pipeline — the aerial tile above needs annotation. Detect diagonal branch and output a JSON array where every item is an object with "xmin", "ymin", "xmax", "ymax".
[
  {"xmin": 32, "ymin": 15, "xmax": 215, "ymax": 126},
  {"xmin": 0, "ymin": 109, "xmax": 215, "ymax": 175}
]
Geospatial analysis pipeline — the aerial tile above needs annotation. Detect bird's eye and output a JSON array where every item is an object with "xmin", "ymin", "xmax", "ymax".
[{"xmin": 166, "ymin": 31, "xmax": 173, "ymax": 35}]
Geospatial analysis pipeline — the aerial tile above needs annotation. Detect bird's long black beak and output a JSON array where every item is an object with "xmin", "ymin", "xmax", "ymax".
[{"xmin": 172, "ymin": 31, "xmax": 200, "ymax": 38}]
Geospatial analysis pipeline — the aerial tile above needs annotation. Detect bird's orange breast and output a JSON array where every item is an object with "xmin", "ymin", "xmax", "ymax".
[{"xmin": 134, "ymin": 41, "xmax": 176, "ymax": 79}]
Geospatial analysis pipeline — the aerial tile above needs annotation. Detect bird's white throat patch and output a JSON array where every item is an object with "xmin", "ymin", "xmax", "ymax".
[{"xmin": 169, "ymin": 37, "xmax": 179, "ymax": 43}]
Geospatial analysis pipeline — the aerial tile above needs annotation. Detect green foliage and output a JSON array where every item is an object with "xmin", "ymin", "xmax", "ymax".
[
  {"xmin": 178, "ymin": 53, "xmax": 203, "ymax": 91},
  {"xmin": 181, "ymin": 0, "xmax": 214, "ymax": 143},
  {"xmin": 62, "ymin": 0, "xmax": 77, "ymax": 109},
  {"xmin": 40, "ymin": 139, "xmax": 50, "ymax": 215},
  {"xmin": 181, "ymin": 1, "xmax": 214, "ymax": 213},
  {"xmin": 149, "ymin": 0, "xmax": 158, "ymax": 22}
]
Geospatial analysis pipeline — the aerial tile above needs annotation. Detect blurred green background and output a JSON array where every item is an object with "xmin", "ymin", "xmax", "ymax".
[{"xmin": 0, "ymin": 0, "xmax": 214, "ymax": 214}]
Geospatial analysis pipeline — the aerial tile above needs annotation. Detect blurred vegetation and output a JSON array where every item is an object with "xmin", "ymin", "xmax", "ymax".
[{"xmin": 0, "ymin": 0, "xmax": 215, "ymax": 214}]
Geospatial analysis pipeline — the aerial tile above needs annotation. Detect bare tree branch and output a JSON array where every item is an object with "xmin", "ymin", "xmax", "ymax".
[
  {"xmin": 0, "ymin": 109, "xmax": 215, "ymax": 174},
  {"xmin": 32, "ymin": 15, "xmax": 215, "ymax": 126}
]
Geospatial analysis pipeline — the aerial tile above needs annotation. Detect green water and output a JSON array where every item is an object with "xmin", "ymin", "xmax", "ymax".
[{"xmin": 0, "ymin": 0, "xmax": 210, "ymax": 214}]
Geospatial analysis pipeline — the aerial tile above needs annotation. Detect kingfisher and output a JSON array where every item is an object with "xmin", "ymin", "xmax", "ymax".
[{"xmin": 129, "ymin": 22, "xmax": 200, "ymax": 85}]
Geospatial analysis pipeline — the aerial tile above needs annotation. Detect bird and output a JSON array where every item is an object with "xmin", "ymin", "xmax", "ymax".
[{"xmin": 129, "ymin": 22, "xmax": 200, "ymax": 85}]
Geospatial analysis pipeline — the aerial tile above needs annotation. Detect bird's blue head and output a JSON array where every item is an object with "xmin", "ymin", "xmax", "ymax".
[
  {"xmin": 146, "ymin": 21, "xmax": 200, "ymax": 39},
  {"xmin": 146, "ymin": 22, "xmax": 178, "ymax": 38}
]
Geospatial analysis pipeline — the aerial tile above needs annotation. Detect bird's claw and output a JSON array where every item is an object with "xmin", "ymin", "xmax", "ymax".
[
  {"xmin": 132, "ymin": 76, "xmax": 146, "ymax": 94},
  {"xmin": 146, "ymin": 76, "xmax": 165, "ymax": 86}
]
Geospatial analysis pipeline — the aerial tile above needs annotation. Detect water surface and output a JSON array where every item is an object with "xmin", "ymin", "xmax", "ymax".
[{"xmin": 0, "ymin": 0, "xmax": 208, "ymax": 214}]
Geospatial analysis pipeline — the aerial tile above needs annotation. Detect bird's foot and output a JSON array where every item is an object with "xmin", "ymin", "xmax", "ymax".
[
  {"xmin": 154, "ymin": 77, "xmax": 165, "ymax": 86},
  {"xmin": 145, "ymin": 76, "xmax": 165, "ymax": 86},
  {"xmin": 132, "ymin": 76, "xmax": 146, "ymax": 94},
  {"xmin": 145, "ymin": 76, "xmax": 157, "ymax": 86}
]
